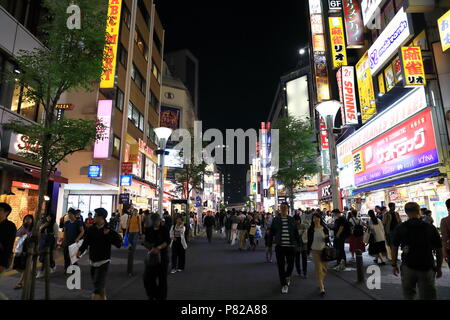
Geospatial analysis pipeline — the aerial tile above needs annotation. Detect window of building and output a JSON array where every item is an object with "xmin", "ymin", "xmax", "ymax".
[
  {"xmin": 118, "ymin": 44, "xmax": 128, "ymax": 68},
  {"xmin": 139, "ymin": 114, "xmax": 144, "ymax": 131},
  {"xmin": 138, "ymin": 0, "xmax": 151, "ymax": 29},
  {"xmin": 132, "ymin": 106, "xmax": 140, "ymax": 125},
  {"xmin": 152, "ymin": 61, "xmax": 161, "ymax": 84},
  {"xmin": 153, "ymin": 32, "xmax": 162, "ymax": 55},
  {"xmin": 128, "ymin": 101, "xmax": 133, "ymax": 120},
  {"xmin": 128, "ymin": 101, "xmax": 144, "ymax": 132},
  {"xmin": 115, "ymin": 88, "xmax": 124, "ymax": 111},
  {"xmin": 134, "ymin": 28, "xmax": 148, "ymax": 61},
  {"xmin": 113, "ymin": 135, "xmax": 121, "ymax": 158},
  {"xmin": 147, "ymin": 122, "xmax": 156, "ymax": 142},
  {"xmin": 131, "ymin": 64, "xmax": 146, "ymax": 93},
  {"xmin": 10, "ymin": 85, "xmax": 43, "ymax": 123},
  {"xmin": 122, "ymin": 3, "xmax": 131, "ymax": 29},
  {"xmin": 149, "ymin": 89, "xmax": 159, "ymax": 111}
]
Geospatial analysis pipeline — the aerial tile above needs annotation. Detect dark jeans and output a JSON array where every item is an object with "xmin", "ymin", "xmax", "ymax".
[
  {"xmin": 275, "ymin": 245, "xmax": 295, "ymax": 286},
  {"xmin": 143, "ymin": 259, "xmax": 169, "ymax": 300},
  {"xmin": 90, "ymin": 262, "xmax": 110, "ymax": 295},
  {"xmin": 128, "ymin": 232, "xmax": 139, "ymax": 250},
  {"xmin": 39, "ymin": 236, "xmax": 55, "ymax": 270},
  {"xmin": 295, "ymin": 250, "xmax": 308, "ymax": 275},
  {"xmin": 171, "ymin": 238, "xmax": 185, "ymax": 270},
  {"xmin": 447, "ymin": 249, "xmax": 450, "ymax": 269},
  {"xmin": 63, "ymin": 243, "xmax": 72, "ymax": 270},
  {"xmin": 400, "ymin": 264, "xmax": 437, "ymax": 300},
  {"xmin": 334, "ymin": 237, "xmax": 346, "ymax": 265},
  {"xmin": 249, "ymin": 235, "xmax": 256, "ymax": 248},
  {"xmin": 206, "ymin": 226, "xmax": 213, "ymax": 243}
]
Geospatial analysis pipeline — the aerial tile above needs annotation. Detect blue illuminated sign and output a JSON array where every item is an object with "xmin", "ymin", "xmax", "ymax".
[
  {"xmin": 120, "ymin": 175, "xmax": 132, "ymax": 186},
  {"xmin": 88, "ymin": 165, "xmax": 102, "ymax": 178}
]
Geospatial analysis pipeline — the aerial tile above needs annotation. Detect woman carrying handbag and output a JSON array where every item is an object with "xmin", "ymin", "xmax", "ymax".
[
  {"xmin": 307, "ymin": 214, "xmax": 331, "ymax": 296},
  {"xmin": 367, "ymin": 210, "xmax": 387, "ymax": 265}
]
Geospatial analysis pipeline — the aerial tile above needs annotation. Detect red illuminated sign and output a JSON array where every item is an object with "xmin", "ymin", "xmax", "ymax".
[
  {"xmin": 12, "ymin": 181, "xmax": 39, "ymax": 190},
  {"xmin": 343, "ymin": 0, "xmax": 364, "ymax": 48},
  {"xmin": 320, "ymin": 118, "xmax": 329, "ymax": 150},
  {"xmin": 121, "ymin": 162, "xmax": 133, "ymax": 174}
]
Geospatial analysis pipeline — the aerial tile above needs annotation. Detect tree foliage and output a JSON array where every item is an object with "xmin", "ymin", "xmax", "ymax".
[{"xmin": 272, "ymin": 116, "xmax": 319, "ymax": 205}]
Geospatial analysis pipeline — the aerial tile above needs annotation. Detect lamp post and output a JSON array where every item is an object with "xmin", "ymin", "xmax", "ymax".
[
  {"xmin": 154, "ymin": 127, "xmax": 173, "ymax": 217},
  {"xmin": 315, "ymin": 101, "xmax": 342, "ymax": 211}
]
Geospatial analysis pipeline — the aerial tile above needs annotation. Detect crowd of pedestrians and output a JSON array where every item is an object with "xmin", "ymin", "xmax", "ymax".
[{"xmin": 0, "ymin": 199, "xmax": 449, "ymax": 300}]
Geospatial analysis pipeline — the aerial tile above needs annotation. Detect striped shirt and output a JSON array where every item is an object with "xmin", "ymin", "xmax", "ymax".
[{"xmin": 281, "ymin": 218, "xmax": 293, "ymax": 246}]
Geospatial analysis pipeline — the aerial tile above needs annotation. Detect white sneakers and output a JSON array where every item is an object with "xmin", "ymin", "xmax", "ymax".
[
  {"xmin": 281, "ymin": 285, "xmax": 289, "ymax": 294},
  {"xmin": 50, "ymin": 267, "xmax": 56, "ymax": 274},
  {"xmin": 333, "ymin": 260, "xmax": 346, "ymax": 271},
  {"xmin": 36, "ymin": 271, "xmax": 44, "ymax": 279},
  {"xmin": 170, "ymin": 269, "xmax": 177, "ymax": 274},
  {"xmin": 177, "ymin": 269, "xmax": 183, "ymax": 272},
  {"xmin": 286, "ymin": 277, "xmax": 291, "ymax": 286}
]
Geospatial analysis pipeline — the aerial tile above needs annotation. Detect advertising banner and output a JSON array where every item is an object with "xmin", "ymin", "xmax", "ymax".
[
  {"xmin": 401, "ymin": 47, "xmax": 426, "ymax": 87},
  {"xmin": 329, "ymin": 17, "xmax": 348, "ymax": 69},
  {"xmin": 343, "ymin": 0, "xmax": 364, "ymax": 48},
  {"xmin": 438, "ymin": 10, "xmax": 450, "ymax": 52},
  {"xmin": 160, "ymin": 106, "xmax": 181, "ymax": 131},
  {"xmin": 356, "ymin": 53, "xmax": 377, "ymax": 124},
  {"xmin": 353, "ymin": 108, "xmax": 438, "ymax": 186},
  {"xmin": 93, "ymin": 100, "xmax": 112, "ymax": 159},
  {"xmin": 367, "ymin": 8, "xmax": 413, "ymax": 75},
  {"xmin": 100, "ymin": 0, "xmax": 122, "ymax": 88},
  {"xmin": 341, "ymin": 66, "xmax": 358, "ymax": 125}
]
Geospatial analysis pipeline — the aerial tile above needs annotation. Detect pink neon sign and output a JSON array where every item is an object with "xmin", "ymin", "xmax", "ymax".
[{"xmin": 93, "ymin": 100, "xmax": 113, "ymax": 159}]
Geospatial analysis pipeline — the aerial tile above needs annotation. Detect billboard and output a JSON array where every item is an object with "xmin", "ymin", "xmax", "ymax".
[
  {"xmin": 329, "ymin": 17, "xmax": 348, "ymax": 69},
  {"xmin": 353, "ymin": 108, "xmax": 438, "ymax": 186},
  {"xmin": 100, "ymin": 0, "xmax": 122, "ymax": 88},
  {"xmin": 160, "ymin": 106, "xmax": 181, "ymax": 131},
  {"xmin": 343, "ymin": 0, "xmax": 364, "ymax": 48},
  {"xmin": 438, "ymin": 10, "xmax": 450, "ymax": 52},
  {"xmin": 356, "ymin": 53, "xmax": 376, "ymax": 124},
  {"xmin": 93, "ymin": 100, "xmax": 113, "ymax": 159},
  {"xmin": 341, "ymin": 66, "xmax": 358, "ymax": 125},
  {"xmin": 401, "ymin": 47, "xmax": 426, "ymax": 87},
  {"xmin": 286, "ymin": 76, "xmax": 310, "ymax": 119}
]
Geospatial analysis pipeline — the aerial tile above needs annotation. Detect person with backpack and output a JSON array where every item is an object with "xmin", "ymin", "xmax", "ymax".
[
  {"xmin": 392, "ymin": 202, "xmax": 443, "ymax": 300},
  {"xmin": 332, "ymin": 209, "xmax": 350, "ymax": 271},
  {"xmin": 383, "ymin": 203, "xmax": 402, "ymax": 262},
  {"xmin": 348, "ymin": 209, "xmax": 365, "ymax": 261}
]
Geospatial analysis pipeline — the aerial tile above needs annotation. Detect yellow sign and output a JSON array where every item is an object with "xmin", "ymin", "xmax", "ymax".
[
  {"xmin": 329, "ymin": 17, "xmax": 347, "ymax": 69},
  {"xmin": 100, "ymin": 0, "xmax": 122, "ymax": 88},
  {"xmin": 353, "ymin": 151, "xmax": 365, "ymax": 174},
  {"xmin": 377, "ymin": 73, "xmax": 385, "ymax": 94},
  {"xmin": 438, "ymin": 10, "xmax": 450, "ymax": 52},
  {"xmin": 401, "ymin": 47, "xmax": 426, "ymax": 86},
  {"xmin": 355, "ymin": 53, "xmax": 376, "ymax": 124},
  {"xmin": 316, "ymin": 76, "xmax": 330, "ymax": 102}
]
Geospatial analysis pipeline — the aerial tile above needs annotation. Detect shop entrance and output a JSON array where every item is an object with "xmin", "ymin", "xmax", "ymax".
[{"xmin": 171, "ymin": 199, "xmax": 188, "ymax": 216}]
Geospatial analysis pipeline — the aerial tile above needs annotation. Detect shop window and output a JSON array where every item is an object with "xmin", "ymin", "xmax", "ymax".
[
  {"xmin": 10, "ymin": 85, "xmax": 40, "ymax": 122},
  {"xmin": 113, "ymin": 135, "xmax": 121, "ymax": 158},
  {"xmin": 118, "ymin": 44, "xmax": 128, "ymax": 69},
  {"xmin": 134, "ymin": 28, "xmax": 148, "ymax": 62},
  {"xmin": 115, "ymin": 88, "xmax": 124, "ymax": 111}
]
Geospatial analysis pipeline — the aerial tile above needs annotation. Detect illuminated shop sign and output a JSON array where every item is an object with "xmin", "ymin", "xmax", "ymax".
[
  {"xmin": 341, "ymin": 66, "xmax": 358, "ymax": 125},
  {"xmin": 356, "ymin": 52, "xmax": 376, "ymax": 123},
  {"xmin": 100, "ymin": 0, "xmax": 122, "ymax": 88},
  {"xmin": 88, "ymin": 165, "xmax": 102, "ymax": 178},
  {"xmin": 120, "ymin": 175, "xmax": 132, "ymax": 186},
  {"xmin": 93, "ymin": 100, "xmax": 113, "ymax": 159},
  {"xmin": 438, "ymin": 10, "xmax": 450, "ymax": 52},
  {"xmin": 368, "ymin": 8, "xmax": 414, "ymax": 75},
  {"xmin": 353, "ymin": 108, "xmax": 438, "ymax": 186},
  {"xmin": 401, "ymin": 46, "xmax": 426, "ymax": 87},
  {"xmin": 343, "ymin": 0, "xmax": 364, "ymax": 48},
  {"xmin": 328, "ymin": 0, "xmax": 342, "ymax": 10},
  {"xmin": 12, "ymin": 181, "xmax": 39, "ymax": 190},
  {"xmin": 329, "ymin": 17, "xmax": 348, "ymax": 69}
]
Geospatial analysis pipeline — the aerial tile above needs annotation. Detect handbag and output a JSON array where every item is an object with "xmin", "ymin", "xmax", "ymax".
[
  {"xmin": 249, "ymin": 226, "xmax": 257, "ymax": 236},
  {"xmin": 321, "ymin": 243, "xmax": 337, "ymax": 262},
  {"xmin": 122, "ymin": 233, "xmax": 129, "ymax": 248}
]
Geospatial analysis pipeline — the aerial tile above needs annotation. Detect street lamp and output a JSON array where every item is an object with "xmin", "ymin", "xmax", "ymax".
[
  {"xmin": 154, "ymin": 127, "xmax": 173, "ymax": 217},
  {"xmin": 315, "ymin": 100, "xmax": 342, "ymax": 211},
  {"xmin": 299, "ymin": 48, "xmax": 306, "ymax": 55}
]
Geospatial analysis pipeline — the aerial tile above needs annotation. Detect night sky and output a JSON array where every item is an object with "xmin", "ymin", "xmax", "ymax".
[{"xmin": 155, "ymin": 1, "xmax": 309, "ymax": 203}]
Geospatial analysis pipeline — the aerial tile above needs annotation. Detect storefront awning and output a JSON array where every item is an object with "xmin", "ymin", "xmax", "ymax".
[
  {"xmin": 353, "ymin": 170, "xmax": 441, "ymax": 194},
  {"xmin": 29, "ymin": 171, "xmax": 69, "ymax": 184}
]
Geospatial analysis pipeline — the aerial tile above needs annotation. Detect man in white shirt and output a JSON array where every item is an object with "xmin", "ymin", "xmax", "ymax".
[{"xmin": 120, "ymin": 212, "xmax": 129, "ymax": 237}]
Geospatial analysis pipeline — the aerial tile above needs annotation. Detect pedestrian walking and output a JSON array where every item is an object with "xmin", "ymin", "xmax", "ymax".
[
  {"xmin": 12, "ymin": 214, "xmax": 34, "ymax": 289},
  {"xmin": 307, "ymin": 214, "xmax": 330, "ymax": 296},
  {"xmin": 77, "ymin": 208, "xmax": 123, "ymax": 300},
  {"xmin": 440, "ymin": 199, "xmax": 450, "ymax": 268},
  {"xmin": 230, "ymin": 212, "xmax": 239, "ymax": 245},
  {"xmin": 348, "ymin": 210, "xmax": 365, "ymax": 262},
  {"xmin": 391, "ymin": 202, "xmax": 443, "ymax": 300},
  {"xmin": 143, "ymin": 214, "xmax": 170, "ymax": 300},
  {"xmin": 224, "ymin": 212, "xmax": 232, "ymax": 243},
  {"xmin": 84, "ymin": 212, "xmax": 94, "ymax": 229},
  {"xmin": 421, "ymin": 210, "xmax": 434, "ymax": 225},
  {"xmin": 0, "ymin": 203, "xmax": 16, "ymax": 300},
  {"xmin": 120, "ymin": 210, "xmax": 129, "ymax": 237},
  {"xmin": 295, "ymin": 215, "xmax": 309, "ymax": 278},
  {"xmin": 62, "ymin": 208, "xmax": 84, "ymax": 272},
  {"xmin": 332, "ymin": 209, "xmax": 350, "ymax": 271},
  {"xmin": 36, "ymin": 214, "xmax": 58, "ymax": 278},
  {"xmin": 204, "ymin": 212, "xmax": 215, "ymax": 243},
  {"xmin": 162, "ymin": 210, "xmax": 172, "ymax": 231},
  {"xmin": 367, "ymin": 210, "xmax": 387, "ymax": 265},
  {"xmin": 237, "ymin": 215, "xmax": 248, "ymax": 250},
  {"xmin": 127, "ymin": 209, "xmax": 142, "ymax": 250},
  {"xmin": 269, "ymin": 202, "xmax": 300, "ymax": 294},
  {"xmin": 170, "ymin": 216, "xmax": 187, "ymax": 274},
  {"xmin": 109, "ymin": 211, "xmax": 120, "ymax": 232},
  {"xmin": 383, "ymin": 203, "xmax": 402, "ymax": 262},
  {"xmin": 247, "ymin": 215, "xmax": 257, "ymax": 251},
  {"xmin": 264, "ymin": 213, "xmax": 274, "ymax": 262}
]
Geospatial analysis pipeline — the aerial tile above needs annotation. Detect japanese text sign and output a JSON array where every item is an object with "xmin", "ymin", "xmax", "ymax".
[
  {"xmin": 401, "ymin": 47, "xmax": 426, "ymax": 87},
  {"xmin": 329, "ymin": 17, "xmax": 348, "ymax": 69},
  {"xmin": 353, "ymin": 108, "xmax": 438, "ymax": 186},
  {"xmin": 100, "ymin": 0, "xmax": 122, "ymax": 88},
  {"xmin": 438, "ymin": 10, "xmax": 450, "ymax": 52},
  {"xmin": 356, "ymin": 52, "xmax": 376, "ymax": 124},
  {"xmin": 343, "ymin": 0, "xmax": 364, "ymax": 48}
]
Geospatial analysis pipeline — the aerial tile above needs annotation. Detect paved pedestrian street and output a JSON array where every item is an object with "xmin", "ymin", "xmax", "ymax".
[{"xmin": 1, "ymin": 232, "xmax": 449, "ymax": 300}]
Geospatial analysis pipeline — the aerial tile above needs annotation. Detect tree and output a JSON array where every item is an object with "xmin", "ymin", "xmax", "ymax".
[
  {"xmin": 173, "ymin": 130, "xmax": 213, "ymax": 208},
  {"xmin": 3, "ymin": 0, "xmax": 108, "ymax": 300},
  {"xmin": 244, "ymin": 196, "xmax": 256, "ymax": 211},
  {"xmin": 272, "ymin": 116, "xmax": 319, "ymax": 213}
]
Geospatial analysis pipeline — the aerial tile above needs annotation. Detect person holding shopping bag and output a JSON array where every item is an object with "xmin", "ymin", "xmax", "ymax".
[{"xmin": 170, "ymin": 216, "xmax": 187, "ymax": 274}]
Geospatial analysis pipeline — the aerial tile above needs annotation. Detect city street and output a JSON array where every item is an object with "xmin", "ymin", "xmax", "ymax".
[{"xmin": 1, "ymin": 231, "xmax": 449, "ymax": 300}]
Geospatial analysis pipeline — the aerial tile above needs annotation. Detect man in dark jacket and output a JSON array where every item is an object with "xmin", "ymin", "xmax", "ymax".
[
  {"xmin": 269, "ymin": 202, "xmax": 300, "ymax": 294},
  {"xmin": 77, "ymin": 208, "xmax": 122, "ymax": 300},
  {"xmin": 204, "ymin": 212, "xmax": 216, "ymax": 243},
  {"xmin": 392, "ymin": 202, "xmax": 442, "ymax": 300},
  {"xmin": 0, "ymin": 203, "xmax": 16, "ymax": 300}
]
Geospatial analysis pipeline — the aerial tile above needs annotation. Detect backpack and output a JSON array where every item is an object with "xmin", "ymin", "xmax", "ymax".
[{"xmin": 352, "ymin": 218, "xmax": 364, "ymax": 237}]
